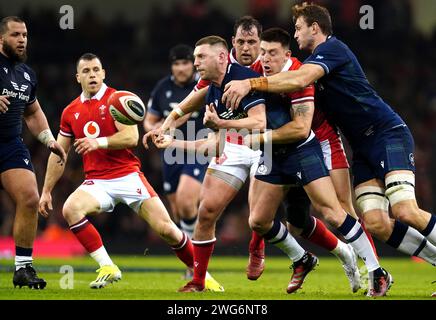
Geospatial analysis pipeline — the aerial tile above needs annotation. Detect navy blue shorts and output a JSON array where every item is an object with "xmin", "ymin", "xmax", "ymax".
[
  {"xmin": 255, "ymin": 137, "xmax": 329, "ymax": 186},
  {"xmin": 0, "ymin": 137, "xmax": 34, "ymax": 175},
  {"xmin": 352, "ymin": 125, "xmax": 415, "ymax": 187},
  {"xmin": 162, "ymin": 161, "xmax": 207, "ymax": 194}
]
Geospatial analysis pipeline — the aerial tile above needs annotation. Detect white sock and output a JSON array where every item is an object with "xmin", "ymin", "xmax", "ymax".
[
  {"xmin": 15, "ymin": 256, "xmax": 33, "ymax": 271},
  {"xmin": 266, "ymin": 221, "xmax": 305, "ymax": 262},
  {"xmin": 339, "ymin": 215, "xmax": 380, "ymax": 272},
  {"xmin": 422, "ymin": 215, "xmax": 436, "ymax": 246},
  {"xmin": 180, "ymin": 218, "xmax": 196, "ymax": 239},
  {"xmin": 90, "ymin": 246, "xmax": 114, "ymax": 267}
]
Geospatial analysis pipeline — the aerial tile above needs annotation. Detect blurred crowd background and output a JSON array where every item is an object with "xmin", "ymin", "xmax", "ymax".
[{"xmin": 0, "ymin": 0, "xmax": 435, "ymax": 256}]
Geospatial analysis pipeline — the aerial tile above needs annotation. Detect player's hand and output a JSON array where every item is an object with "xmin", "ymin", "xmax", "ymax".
[
  {"xmin": 48, "ymin": 140, "xmax": 67, "ymax": 165},
  {"xmin": 203, "ymin": 104, "xmax": 222, "ymax": 130},
  {"xmin": 222, "ymin": 79, "xmax": 251, "ymax": 111},
  {"xmin": 74, "ymin": 137, "xmax": 99, "ymax": 155},
  {"xmin": 143, "ymin": 129, "xmax": 161, "ymax": 149},
  {"xmin": 38, "ymin": 192, "xmax": 53, "ymax": 218},
  {"xmin": 153, "ymin": 134, "xmax": 173, "ymax": 149},
  {"xmin": 0, "ymin": 95, "xmax": 10, "ymax": 113}
]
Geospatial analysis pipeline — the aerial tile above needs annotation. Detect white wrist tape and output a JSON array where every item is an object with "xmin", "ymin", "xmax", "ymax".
[
  {"xmin": 96, "ymin": 137, "xmax": 109, "ymax": 149},
  {"xmin": 174, "ymin": 107, "xmax": 185, "ymax": 117},
  {"xmin": 262, "ymin": 131, "xmax": 272, "ymax": 144},
  {"xmin": 37, "ymin": 129, "xmax": 56, "ymax": 147}
]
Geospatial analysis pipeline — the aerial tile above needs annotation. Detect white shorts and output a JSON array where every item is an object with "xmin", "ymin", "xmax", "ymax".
[
  {"xmin": 78, "ymin": 172, "xmax": 157, "ymax": 213},
  {"xmin": 319, "ymin": 135, "xmax": 349, "ymax": 171},
  {"xmin": 208, "ymin": 141, "xmax": 261, "ymax": 182}
]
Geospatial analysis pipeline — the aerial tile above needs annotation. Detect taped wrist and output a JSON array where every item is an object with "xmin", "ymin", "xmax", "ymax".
[
  {"xmin": 38, "ymin": 129, "xmax": 56, "ymax": 147},
  {"xmin": 249, "ymin": 77, "xmax": 268, "ymax": 91}
]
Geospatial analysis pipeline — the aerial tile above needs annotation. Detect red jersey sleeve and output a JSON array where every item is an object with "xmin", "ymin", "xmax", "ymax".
[
  {"xmin": 194, "ymin": 78, "xmax": 211, "ymax": 91},
  {"xmin": 59, "ymin": 105, "xmax": 74, "ymax": 138}
]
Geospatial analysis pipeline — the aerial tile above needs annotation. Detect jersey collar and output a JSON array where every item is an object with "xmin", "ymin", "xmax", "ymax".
[
  {"xmin": 80, "ymin": 83, "xmax": 108, "ymax": 103},
  {"xmin": 229, "ymin": 48, "xmax": 260, "ymax": 67}
]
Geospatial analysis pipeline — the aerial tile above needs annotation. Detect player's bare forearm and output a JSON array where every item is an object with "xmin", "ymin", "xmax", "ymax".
[
  {"xmin": 162, "ymin": 88, "xmax": 207, "ymax": 132},
  {"xmin": 109, "ymin": 122, "xmax": 139, "ymax": 149},
  {"xmin": 220, "ymin": 104, "xmax": 266, "ymax": 131},
  {"xmin": 23, "ymin": 100, "xmax": 51, "ymax": 138},
  {"xmin": 42, "ymin": 135, "xmax": 71, "ymax": 193},
  {"xmin": 175, "ymin": 135, "xmax": 218, "ymax": 156},
  {"xmin": 271, "ymin": 102, "xmax": 314, "ymax": 144},
  {"xmin": 253, "ymin": 65, "xmax": 325, "ymax": 93}
]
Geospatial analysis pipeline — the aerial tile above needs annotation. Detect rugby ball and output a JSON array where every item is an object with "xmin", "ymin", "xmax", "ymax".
[{"xmin": 108, "ymin": 90, "xmax": 146, "ymax": 125}]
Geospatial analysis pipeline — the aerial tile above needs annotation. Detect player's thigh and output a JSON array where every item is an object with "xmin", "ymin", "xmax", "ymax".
[
  {"xmin": 249, "ymin": 178, "xmax": 287, "ymax": 225},
  {"xmin": 199, "ymin": 171, "xmax": 240, "ymax": 217},
  {"xmin": 63, "ymin": 188, "xmax": 102, "ymax": 216},
  {"xmin": 1, "ymin": 168, "xmax": 38, "ymax": 206}
]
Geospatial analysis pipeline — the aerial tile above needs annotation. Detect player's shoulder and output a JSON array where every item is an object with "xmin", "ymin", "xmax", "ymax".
[
  {"xmin": 152, "ymin": 75, "xmax": 173, "ymax": 92},
  {"xmin": 315, "ymin": 36, "xmax": 350, "ymax": 54},
  {"xmin": 228, "ymin": 63, "xmax": 261, "ymax": 80}
]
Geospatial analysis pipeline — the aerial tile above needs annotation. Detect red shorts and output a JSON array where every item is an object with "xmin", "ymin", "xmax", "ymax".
[{"xmin": 319, "ymin": 134, "xmax": 349, "ymax": 170}]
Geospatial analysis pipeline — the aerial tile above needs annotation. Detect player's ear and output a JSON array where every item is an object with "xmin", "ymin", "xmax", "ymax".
[
  {"xmin": 101, "ymin": 68, "xmax": 106, "ymax": 80},
  {"xmin": 286, "ymin": 50, "xmax": 292, "ymax": 58},
  {"xmin": 231, "ymin": 36, "xmax": 236, "ymax": 47},
  {"xmin": 75, "ymin": 73, "xmax": 80, "ymax": 84}
]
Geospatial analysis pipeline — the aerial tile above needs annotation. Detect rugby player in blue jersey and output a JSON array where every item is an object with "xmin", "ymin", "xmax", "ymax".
[
  {"xmin": 0, "ymin": 16, "xmax": 66, "ymax": 289},
  {"xmin": 223, "ymin": 2, "xmax": 436, "ymax": 281}
]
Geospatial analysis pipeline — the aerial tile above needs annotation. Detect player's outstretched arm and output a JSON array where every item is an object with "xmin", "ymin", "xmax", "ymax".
[
  {"xmin": 143, "ymin": 87, "xmax": 208, "ymax": 149},
  {"xmin": 223, "ymin": 64, "xmax": 325, "ymax": 110},
  {"xmin": 154, "ymin": 131, "xmax": 220, "ymax": 157},
  {"xmin": 204, "ymin": 103, "xmax": 266, "ymax": 132},
  {"xmin": 244, "ymin": 101, "xmax": 314, "ymax": 148},
  {"xmin": 39, "ymin": 134, "xmax": 72, "ymax": 218},
  {"xmin": 74, "ymin": 121, "xmax": 138, "ymax": 155},
  {"xmin": 23, "ymin": 99, "xmax": 67, "ymax": 164}
]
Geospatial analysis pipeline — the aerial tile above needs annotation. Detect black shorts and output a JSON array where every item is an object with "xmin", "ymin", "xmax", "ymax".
[{"xmin": 0, "ymin": 137, "xmax": 34, "ymax": 174}]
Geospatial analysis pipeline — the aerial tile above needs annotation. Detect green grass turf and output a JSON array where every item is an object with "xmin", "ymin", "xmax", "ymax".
[{"xmin": 0, "ymin": 256, "xmax": 434, "ymax": 300}]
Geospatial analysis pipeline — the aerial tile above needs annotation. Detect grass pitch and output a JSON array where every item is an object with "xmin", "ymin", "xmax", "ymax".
[{"xmin": 0, "ymin": 256, "xmax": 434, "ymax": 300}]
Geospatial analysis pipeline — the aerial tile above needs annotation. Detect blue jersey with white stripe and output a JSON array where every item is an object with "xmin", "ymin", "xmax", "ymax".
[
  {"xmin": 0, "ymin": 53, "xmax": 37, "ymax": 140},
  {"xmin": 304, "ymin": 36, "xmax": 404, "ymax": 146},
  {"xmin": 206, "ymin": 63, "xmax": 265, "ymax": 120}
]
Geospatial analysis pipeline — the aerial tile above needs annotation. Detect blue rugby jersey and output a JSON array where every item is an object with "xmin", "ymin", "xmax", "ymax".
[{"xmin": 0, "ymin": 53, "xmax": 37, "ymax": 140}]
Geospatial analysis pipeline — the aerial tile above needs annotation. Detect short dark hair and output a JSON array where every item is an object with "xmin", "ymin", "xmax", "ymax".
[
  {"xmin": 292, "ymin": 2, "xmax": 332, "ymax": 36},
  {"xmin": 76, "ymin": 53, "xmax": 101, "ymax": 70},
  {"xmin": 233, "ymin": 16, "xmax": 262, "ymax": 37},
  {"xmin": 261, "ymin": 28, "xmax": 291, "ymax": 49},
  {"xmin": 195, "ymin": 36, "xmax": 228, "ymax": 51},
  {"xmin": 0, "ymin": 16, "xmax": 25, "ymax": 35}
]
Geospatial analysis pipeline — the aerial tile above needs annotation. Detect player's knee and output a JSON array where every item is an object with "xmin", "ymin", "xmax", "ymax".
[
  {"xmin": 248, "ymin": 214, "xmax": 270, "ymax": 234},
  {"xmin": 62, "ymin": 200, "xmax": 83, "ymax": 222},
  {"xmin": 391, "ymin": 202, "xmax": 419, "ymax": 226},
  {"xmin": 317, "ymin": 206, "xmax": 342, "ymax": 228},
  {"xmin": 18, "ymin": 190, "xmax": 39, "ymax": 213},
  {"xmin": 361, "ymin": 213, "xmax": 390, "ymax": 239},
  {"xmin": 197, "ymin": 202, "xmax": 219, "ymax": 229}
]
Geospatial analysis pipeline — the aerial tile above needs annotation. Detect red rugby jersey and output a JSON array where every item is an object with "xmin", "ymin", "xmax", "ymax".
[{"xmin": 59, "ymin": 84, "xmax": 141, "ymax": 179}]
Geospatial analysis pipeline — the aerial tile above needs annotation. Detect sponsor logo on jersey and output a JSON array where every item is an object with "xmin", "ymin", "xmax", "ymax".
[
  {"xmin": 11, "ymin": 81, "xmax": 28, "ymax": 92},
  {"xmin": 74, "ymin": 113, "xmax": 80, "ymax": 120},
  {"xmin": 83, "ymin": 121, "xmax": 101, "ymax": 139},
  {"xmin": 23, "ymin": 158, "xmax": 29, "ymax": 165}
]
